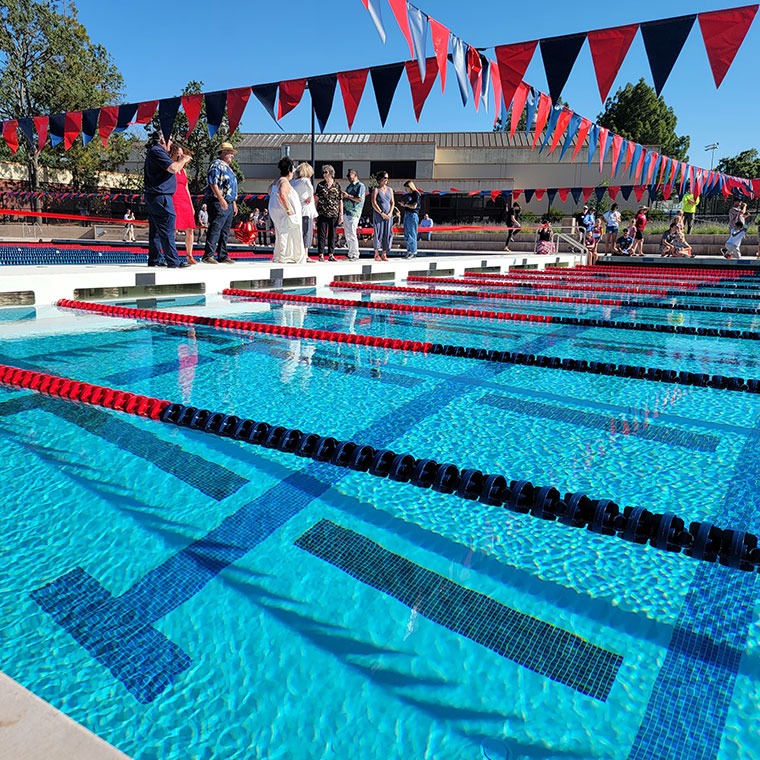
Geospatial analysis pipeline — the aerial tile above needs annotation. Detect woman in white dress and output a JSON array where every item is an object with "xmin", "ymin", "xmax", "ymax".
[
  {"xmin": 291, "ymin": 162, "xmax": 318, "ymax": 254},
  {"xmin": 269, "ymin": 157, "xmax": 306, "ymax": 264}
]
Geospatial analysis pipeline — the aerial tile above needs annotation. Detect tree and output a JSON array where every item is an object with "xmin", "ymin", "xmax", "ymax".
[
  {"xmin": 0, "ymin": 0, "xmax": 133, "ymax": 205},
  {"xmin": 597, "ymin": 79, "xmax": 689, "ymax": 161},
  {"xmin": 716, "ymin": 149, "xmax": 760, "ymax": 179}
]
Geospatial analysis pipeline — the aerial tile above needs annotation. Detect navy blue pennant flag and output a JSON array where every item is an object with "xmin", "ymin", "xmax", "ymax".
[
  {"xmin": 570, "ymin": 187, "xmax": 582, "ymax": 204},
  {"xmin": 523, "ymin": 188, "xmax": 535, "ymax": 203},
  {"xmin": 49, "ymin": 113, "xmax": 65, "ymax": 147},
  {"xmin": 115, "ymin": 103, "xmax": 138, "ymax": 132},
  {"xmin": 640, "ymin": 15, "xmax": 696, "ymax": 94},
  {"xmin": 620, "ymin": 185, "xmax": 633, "ymax": 200},
  {"xmin": 546, "ymin": 188, "xmax": 557, "ymax": 206},
  {"xmin": 81, "ymin": 108, "xmax": 99, "ymax": 145},
  {"xmin": 595, "ymin": 187, "xmax": 606, "ymax": 202},
  {"xmin": 370, "ymin": 62, "xmax": 405, "ymax": 126},
  {"xmin": 308, "ymin": 74, "xmax": 338, "ymax": 133},
  {"xmin": 158, "ymin": 97, "xmax": 181, "ymax": 141},
  {"xmin": 252, "ymin": 83, "xmax": 279, "ymax": 122},
  {"xmin": 205, "ymin": 91, "xmax": 227, "ymax": 137},
  {"xmin": 17, "ymin": 118, "xmax": 35, "ymax": 148},
  {"xmin": 539, "ymin": 33, "xmax": 587, "ymax": 103}
]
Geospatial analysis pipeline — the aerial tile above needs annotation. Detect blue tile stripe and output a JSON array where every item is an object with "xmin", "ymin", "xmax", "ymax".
[{"xmin": 295, "ymin": 519, "xmax": 623, "ymax": 701}]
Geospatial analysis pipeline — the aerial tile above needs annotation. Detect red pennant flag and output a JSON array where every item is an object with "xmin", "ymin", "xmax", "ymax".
[
  {"xmin": 278, "ymin": 78, "xmax": 306, "ymax": 119},
  {"xmin": 582, "ymin": 187, "xmax": 595, "ymax": 201},
  {"xmin": 64, "ymin": 111, "xmax": 82, "ymax": 150},
  {"xmin": 337, "ymin": 69, "xmax": 369, "ymax": 130},
  {"xmin": 571, "ymin": 118, "xmax": 592, "ymax": 162},
  {"xmin": 450, "ymin": 187, "xmax": 462, "ymax": 192},
  {"xmin": 657, "ymin": 154, "xmax": 668, "ymax": 186},
  {"xmin": 2, "ymin": 120, "xmax": 18, "ymax": 154},
  {"xmin": 610, "ymin": 134, "xmax": 623, "ymax": 172},
  {"xmin": 531, "ymin": 92, "xmax": 552, "ymax": 149},
  {"xmin": 633, "ymin": 150, "xmax": 646, "ymax": 184},
  {"xmin": 181, "ymin": 93, "xmax": 203, "ymax": 138},
  {"xmin": 135, "ymin": 101, "xmax": 158, "ymax": 124},
  {"xmin": 388, "ymin": 0, "xmax": 415, "ymax": 57},
  {"xmin": 633, "ymin": 185, "xmax": 646, "ymax": 202},
  {"xmin": 429, "ymin": 18, "xmax": 450, "ymax": 94},
  {"xmin": 495, "ymin": 41, "xmax": 538, "ymax": 116},
  {"xmin": 598, "ymin": 127, "xmax": 609, "ymax": 170},
  {"xmin": 698, "ymin": 5, "xmax": 758, "ymax": 88},
  {"xmin": 34, "ymin": 115, "xmax": 48, "ymax": 153},
  {"xmin": 558, "ymin": 188, "xmax": 570, "ymax": 202},
  {"xmin": 467, "ymin": 46, "xmax": 483, "ymax": 109},
  {"xmin": 405, "ymin": 57, "xmax": 439, "ymax": 121},
  {"xmin": 549, "ymin": 108, "xmax": 572, "ymax": 154},
  {"xmin": 623, "ymin": 140, "xmax": 636, "ymax": 173},
  {"xmin": 694, "ymin": 167, "xmax": 703, "ymax": 196},
  {"xmin": 608, "ymin": 186, "xmax": 620, "ymax": 200},
  {"xmin": 752, "ymin": 178, "xmax": 760, "ymax": 198},
  {"xmin": 722, "ymin": 177, "xmax": 733, "ymax": 199},
  {"xmin": 468, "ymin": 191, "xmax": 479, "ymax": 196},
  {"xmin": 535, "ymin": 189, "xmax": 546, "ymax": 201},
  {"xmin": 490, "ymin": 190, "xmax": 501, "ymax": 203},
  {"xmin": 99, "ymin": 106, "xmax": 118, "ymax": 147},
  {"xmin": 490, "ymin": 59, "xmax": 502, "ymax": 126},
  {"xmin": 587, "ymin": 25, "xmax": 639, "ymax": 102},
  {"xmin": 509, "ymin": 82, "xmax": 530, "ymax": 138},
  {"xmin": 513, "ymin": 189, "xmax": 522, "ymax": 200},
  {"xmin": 227, "ymin": 86, "xmax": 252, "ymax": 135},
  {"xmin": 662, "ymin": 184, "xmax": 673, "ymax": 201},
  {"xmin": 645, "ymin": 153, "xmax": 659, "ymax": 185}
]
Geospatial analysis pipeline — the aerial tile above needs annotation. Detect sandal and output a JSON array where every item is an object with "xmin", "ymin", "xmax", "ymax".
[
  {"xmin": 381, "ymin": 254, "xmax": 388, "ymax": 261},
  {"xmin": 186, "ymin": 258, "xmax": 198, "ymax": 265}
]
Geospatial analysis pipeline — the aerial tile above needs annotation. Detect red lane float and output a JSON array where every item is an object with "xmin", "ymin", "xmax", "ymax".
[
  {"xmin": 547, "ymin": 265, "xmax": 753, "ymax": 280},
  {"xmin": 0, "ymin": 364, "xmax": 169, "ymax": 418}
]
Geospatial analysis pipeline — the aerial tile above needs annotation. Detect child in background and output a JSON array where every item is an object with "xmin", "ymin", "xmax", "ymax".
[
  {"xmin": 614, "ymin": 226, "xmax": 635, "ymax": 255},
  {"xmin": 722, "ymin": 222, "xmax": 746, "ymax": 259}
]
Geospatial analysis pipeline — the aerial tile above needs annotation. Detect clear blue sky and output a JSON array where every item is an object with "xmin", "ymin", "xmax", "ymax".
[{"xmin": 73, "ymin": 0, "xmax": 758, "ymax": 170}]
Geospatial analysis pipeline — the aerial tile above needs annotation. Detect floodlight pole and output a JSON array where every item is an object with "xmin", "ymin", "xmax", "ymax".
[{"xmin": 705, "ymin": 142, "xmax": 719, "ymax": 172}]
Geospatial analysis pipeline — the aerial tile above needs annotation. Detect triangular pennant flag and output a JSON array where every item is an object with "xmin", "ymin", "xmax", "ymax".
[
  {"xmin": 559, "ymin": 111, "xmax": 582, "ymax": 161},
  {"xmin": 633, "ymin": 185, "xmax": 646, "ymax": 202},
  {"xmin": 524, "ymin": 87, "xmax": 537, "ymax": 138},
  {"xmin": 531, "ymin": 92, "xmax": 552, "ymax": 149},
  {"xmin": 17, "ymin": 118, "xmax": 35, "ymax": 148},
  {"xmin": 114, "ymin": 103, "xmax": 137, "ymax": 132},
  {"xmin": 523, "ymin": 189, "xmax": 535, "ymax": 203},
  {"xmin": 546, "ymin": 189, "xmax": 557, "ymax": 206},
  {"xmin": 694, "ymin": 166, "xmax": 704, "ymax": 196},
  {"xmin": 587, "ymin": 25, "xmax": 639, "ymax": 103},
  {"xmin": 490, "ymin": 58, "xmax": 502, "ymax": 125},
  {"xmin": 633, "ymin": 149, "xmax": 646, "ymax": 184},
  {"xmin": 628, "ymin": 143, "xmax": 643, "ymax": 178},
  {"xmin": 63, "ymin": 111, "xmax": 82, "ymax": 150},
  {"xmin": 646, "ymin": 153, "xmax": 660, "ymax": 185},
  {"xmin": 405, "ymin": 57, "xmax": 439, "ymax": 121},
  {"xmin": 512, "ymin": 189, "xmax": 522, "ymax": 201},
  {"xmin": 81, "ymin": 108, "xmax": 99, "ymax": 146},
  {"xmin": 571, "ymin": 118, "xmax": 592, "ymax": 162},
  {"xmin": 495, "ymin": 41, "xmax": 537, "ymax": 116},
  {"xmin": 450, "ymin": 35, "xmax": 470, "ymax": 106},
  {"xmin": 226, "ymin": 86, "xmax": 251, "ymax": 135},
  {"xmin": 98, "ymin": 107, "xmax": 117, "ymax": 147},
  {"xmin": 698, "ymin": 5, "xmax": 758, "ymax": 88},
  {"xmin": 623, "ymin": 139, "xmax": 636, "ymax": 174},
  {"xmin": 49, "ymin": 113, "xmax": 65, "ymax": 147},
  {"xmin": 638, "ymin": 150, "xmax": 652, "ymax": 185},
  {"xmin": 595, "ymin": 187, "xmax": 606, "ymax": 202},
  {"xmin": 370, "ymin": 63, "xmax": 404, "ymax": 126},
  {"xmin": 360, "ymin": 0, "xmax": 386, "ymax": 44},
  {"xmin": 539, "ymin": 32, "xmax": 587, "ymax": 103},
  {"xmin": 534, "ymin": 189, "xmax": 546, "ymax": 201},
  {"xmin": 277, "ymin": 79, "xmax": 306, "ymax": 120},
  {"xmin": 509, "ymin": 82, "xmax": 530, "ymax": 138},
  {"xmin": 480, "ymin": 55, "xmax": 491, "ymax": 113},
  {"xmin": 620, "ymin": 185, "xmax": 633, "ymax": 201},
  {"xmin": 430, "ymin": 18, "xmax": 450, "ymax": 93},
  {"xmin": 598, "ymin": 127, "xmax": 611, "ymax": 170},
  {"xmin": 34, "ymin": 115, "xmax": 48, "ymax": 153},
  {"xmin": 610, "ymin": 134, "xmax": 624, "ymax": 176},
  {"xmin": 586, "ymin": 124, "xmax": 600, "ymax": 165},
  {"xmin": 558, "ymin": 187, "xmax": 570, "ymax": 202},
  {"xmin": 539, "ymin": 104, "xmax": 562, "ymax": 153},
  {"xmin": 158, "ymin": 97, "xmax": 181, "ymax": 141},
  {"xmin": 135, "ymin": 101, "xmax": 158, "ymax": 124},
  {"xmin": 181, "ymin": 93, "xmax": 204, "ymax": 137},
  {"xmin": 388, "ymin": 0, "xmax": 415, "ymax": 56},
  {"xmin": 308, "ymin": 75, "xmax": 337, "ymax": 132},
  {"xmin": 407, "ymin": 4, "xmax": 429, "ymax": 81},
  {"xmin": 2, "ymin": 120, "xmax": 18, "ymax": 154},
  {"xmin": 467, "ymin": 46, "xmax": 483, "ymax": 109},
  {"xmin": 752, "ymin": 178, "xmax": 760, "ymax": 198},
  {"xmin": 490, "ymin": 190, "xmax": 501, "ymax": 203},
  {"xmin": 582, "ymin": 187, "xmax": 595, "ymax": 201},
  {"xmin": 608, "ymin": 186, "xmax": 620, "ymax": 200},
  {"xmin": 337, "ymin": 69, "xmax": 368, "ymax": 130},
  {"xmin": 657, "ymin": 153, "xmax": 668, "ymax": 186},
  {"xmin": 640, "ymin": 15, "xmax": 697, "ymax": 94},
  {"xmin": 570, "ymin": 187, "xmax": 583, "ymax": 204},
  {"xmin": 251, "ymin": 84, "xmax": 278, "ymax": 124},
  {"xmin": 549, "ymin": 108, "xmax": 572, "ymax": 154},
  {"xmin": 204, "ymin": 91, "xmax": 226, "ymax": 135}
]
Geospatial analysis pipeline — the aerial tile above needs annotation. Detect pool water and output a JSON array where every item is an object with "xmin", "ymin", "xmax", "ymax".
[{"xmin": 2, "ymin": 275, "xmax": 760, "ymax": 760}]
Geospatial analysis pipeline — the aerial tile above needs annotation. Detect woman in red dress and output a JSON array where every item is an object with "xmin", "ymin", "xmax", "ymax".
[{"xmin": 170, "ymin": 144, "xmax": 198, "ymax": 265}]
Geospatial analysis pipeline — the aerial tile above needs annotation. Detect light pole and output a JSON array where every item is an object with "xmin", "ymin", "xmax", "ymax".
[{"xmin": 705, "ymin": 142, "xmax": 719, "ymax": 171}]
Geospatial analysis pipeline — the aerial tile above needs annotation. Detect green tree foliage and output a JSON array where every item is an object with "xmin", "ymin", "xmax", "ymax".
[
  {"xmin": 597, "ymin": 79, "xmax": 689, "ymax": 161},
  {"xmin": 716, "ymin": 149, "xmax": 760, "ymax": 179},
  {"xmin": 0, "ymin": 0, "xmax": 135, "ymax": 201}
]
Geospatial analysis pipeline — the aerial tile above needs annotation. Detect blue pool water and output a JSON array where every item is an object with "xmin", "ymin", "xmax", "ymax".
[{"xmin": 2, "ymin": 276, "xmax": 760, "ymax": 760}]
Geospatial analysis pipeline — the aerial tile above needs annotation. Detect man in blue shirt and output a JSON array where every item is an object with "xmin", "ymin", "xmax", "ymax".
[
  {"xmin": 143, "ymin": 132, "xmax": 192, "ymax": 267},
  {"xmin": 202, "ymin": 142, "xmax": 239, "ymax": 264},
  {"xmin": 341, "ymin": 168, "xmax": 366, "ymax": 261}
]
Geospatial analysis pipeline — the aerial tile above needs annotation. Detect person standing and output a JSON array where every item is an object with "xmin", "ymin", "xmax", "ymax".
[
  {"xmin": 728, "ymin": 198, "xmax": 748, "ymax": 232},
  {"xmin": 143, "ymin": 132, "xmax": 191, "ymax": 268},
  {"xmin": 122, "ymin": 206, "xmax": 136, "ymax": 242},
  {"xmin": 398, "ymin": 180, "xmax": 420, "ymax": 259},
  {"xmin": 681, "ymin": 186, "xmax": 699, "ymax": 234},
  {"xmin": 270, "ymin": 157, "xmax": 306, "ymax": 264},
  {"xmin": 503, "ymin": 201, "xmax": 521, "ymax": 251},
  {"xmin": 631, "ymin": 206, "xmax": 648, "ymax": 257},
  {"xmin": 602, "ymin": 203, "xmax": 621, "ymax": 254},
  {"xmin": 582, "ymin": 206, "xmax": 596, "ymax": 233},
  {"xmin": 315, "ymin": 164, "xmax": 342, "ymax": 261},
  {"xmin": 342, "ymin": 168, "xmax": 366, "ymax": 261},
  {"xmin": 198, "ymin": 203, "xmax": 208, "ymax": 244},
  {"xmin": 291, "ymin": 163, "xmax": 317, "ymax": 254},
  {"xmin": 371, "ymin": 171, "xmax": 394, "ymax": 261},
  {"xmin": 170, "ymin": 144, "xmax": 198, "ymax": 265},
  {"xmin": 202, "ymin": 141, "xmax": 238, "ymax": 264},
  {"xmin": 418, "ymin": 213, "xmax": 434, "ymax": 241}
]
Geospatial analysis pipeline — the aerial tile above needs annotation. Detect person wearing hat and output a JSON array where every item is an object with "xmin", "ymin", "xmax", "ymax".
[
  {"xmin": 342, "ymin": 168, "xmax": 366, "ymax": 261},
  {"xmin": 631, "ymin": 206, "xmax": 649, "ymax": 257},
  {"xmin": 202, "ymin": 141, "xmax": 238, "ymax": 264}
]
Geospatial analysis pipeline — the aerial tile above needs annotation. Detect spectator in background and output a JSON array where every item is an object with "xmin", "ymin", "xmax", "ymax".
[
  {"xmin": 503, "ymin": 201, "xmax": 521, "ymax": 251},
  {"xmin": 722, "ymin": 221, "xmax": 746, "ymax": 259},
  {"xmin": 202, "ymin": 141, "xmax": 238, "ymax": 264},
  {"xmin": 143, "ymin": 131, "xmax": 191, "ymax": 268},
  {"xmin": 342, "ymin": 168, "xmax": 366, "ymax": 261},
  {"xmin": 582, "ymin": 206, "xmax": 596, "ymax": 233},
  {"xmin": 398, "ymin": 180, "xmax": 420, "ymax": 259},
  {"xmin": 314, "ymin": 164, "xmax": 342, "ymax": 261},
  {"xmin": 535, "ymin": 223, "xmax": 554, "ymax": 255},
  {"xmin": 122, "ymin": 206, "xmax": 136, "ymax": 242},
  {"xmin": 659, "ymin": 223, "xmax": 678, "ymax": 256},
  {"xmin": 602, "ymin": 203, "xmax": 621, "ymax": 254},
  {"xmin": 681, "ymin": 185, "xmax": 699, "ymax": 234},
  {"xmin": 170, "ymin": 144, "xmax": 198, "ymax": 265},
  {"xmin": 198, "ymin": 203, "xmax": 208, "ymax": 244},
  {"xmin": 292, "ymin": 163, "xmax": 317, "ymax": 254},
  {"xmin": 614, "ymin": 225, "xmax": 635, "ymax": 255},
  {"xmin": 418, "ymin": 213, "xmax": 434, "ymax": 241},
  {"xmin": 257, "ymin": 209, "xmax": 271, "ymax": 245},
  {"xmin": 371, "ymin": 171, "xmax": 394, "ymax": 261},
  {"xmin": 631, "ymin": 206, "xmax": 648, "ymax": 257}
]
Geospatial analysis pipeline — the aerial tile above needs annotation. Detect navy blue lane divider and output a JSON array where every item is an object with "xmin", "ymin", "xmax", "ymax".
[{"xmin": 158, "ymin": 401, "xmax": 760, "ymax": 573}]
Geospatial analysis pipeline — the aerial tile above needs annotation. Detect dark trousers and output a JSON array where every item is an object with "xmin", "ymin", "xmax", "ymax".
[
  {"xmin": 145, "ymin": 194, "xmax": 180, "ymax": 267},
  {"xmin": 505, "ymin": 227, "xmax": 519, "ymax": 247},
  {"xmin": 204, "ymin": 200, "xmax": 234, "ymax": 261},
  {"xmin": 317, "ymin": 215, "xmax": 338, "ymax": 257},
  {"xmin": 684, "ymin": 212, "xmax": 695, "ymax": 234}
]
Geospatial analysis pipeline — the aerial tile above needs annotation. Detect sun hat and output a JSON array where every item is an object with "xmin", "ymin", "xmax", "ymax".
[{"xmin": 218, "ymin": 142, "xmax": 237, "ymax": 155}]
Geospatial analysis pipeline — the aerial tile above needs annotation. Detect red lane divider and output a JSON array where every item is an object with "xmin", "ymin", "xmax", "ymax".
[
  {"xmin": 329, "ymin": 280, "xmax": 622, "ymax": 306},
  {"xmin": 547, "ymin": 265, "xmax": 753, "ymax": 280},
  {"xmin": 0, "ymin": 364, "xmax": 169, "ymax": 418},
  {"xmin": 0, "ymin": 208, "xmax": 149, "ymax": 225}
]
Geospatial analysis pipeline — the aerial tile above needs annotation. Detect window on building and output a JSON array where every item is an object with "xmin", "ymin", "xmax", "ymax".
[{"xmin": 369, "ymin": 161, "xmax": 416, "ymax": 179}]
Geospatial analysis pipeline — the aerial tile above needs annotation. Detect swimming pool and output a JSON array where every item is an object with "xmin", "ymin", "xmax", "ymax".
[{"xmin": 2, "ymin": 267, "xmax": 760, "ymax": 760}]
